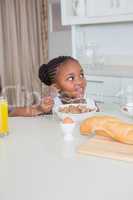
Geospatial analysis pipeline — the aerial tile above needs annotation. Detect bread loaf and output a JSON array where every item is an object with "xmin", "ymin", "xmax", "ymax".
[{"xmin": 80, "ymin": 116, "xmax": 133, "ymax": 144}]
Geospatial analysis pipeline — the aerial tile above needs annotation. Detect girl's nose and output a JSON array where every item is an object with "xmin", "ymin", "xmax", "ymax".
[
  {"xmin": 76, "ymin": 77, "xmax": 83, "ymax": 85},
  {"xmin": 75, "ymin": 78, "xmax": 86, "ymax": 91},
  {"xmin": 75, "ymin": 84, "xmax": 82, "ymax": 91}
]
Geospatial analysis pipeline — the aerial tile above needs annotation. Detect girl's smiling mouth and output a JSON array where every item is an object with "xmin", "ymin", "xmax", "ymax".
[{"xmin": 75, "ymin": 86, "xmax": 84, "ymax": 98}]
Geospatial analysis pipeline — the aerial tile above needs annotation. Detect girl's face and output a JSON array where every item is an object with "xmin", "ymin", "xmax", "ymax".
[{"xmin": 55, "ymin": 60, "xmax": 87, "ymax": 98}]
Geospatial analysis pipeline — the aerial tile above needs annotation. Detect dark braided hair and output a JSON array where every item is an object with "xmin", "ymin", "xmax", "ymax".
[{"xmin": 39, "ymin": 56, "xmax": 76, "ymax": 86}]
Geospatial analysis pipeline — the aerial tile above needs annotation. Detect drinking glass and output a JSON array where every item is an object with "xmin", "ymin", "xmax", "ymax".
[{"xmin": 0, "ymin": 96, "xmax": 9, "ymax": 136}]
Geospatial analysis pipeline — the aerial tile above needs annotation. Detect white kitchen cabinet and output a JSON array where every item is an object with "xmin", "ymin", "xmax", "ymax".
[
  {"xmin": 86, "ymin": 0, "xmax": 114, "ymax": 17},
  {"xmin": 86, "ymin": 75, "xmax": 122, "ymax": 103},
  {"xmin": 61, "ymin": 0, "xmax": 133, "ymax": 25},
  {"xmin": 113, "ymin": 0, "xmax": 133, "ymax": 15},
  {"xmin": 86, "ymin": 75, "xmax": 133, "ymax": 104},
  {"xmin": 117, "ymin": 77, "xmax": 133, "ymax": 105},
  {"xmin": 121, "ymin": 77, "xmax": 133, "ymax": 90},
  {"xmin": 86, "ymin": 0, "xmax": 133, "ymax": 16}
]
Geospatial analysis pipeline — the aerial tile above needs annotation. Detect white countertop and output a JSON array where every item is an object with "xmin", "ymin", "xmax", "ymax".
[{"xmin": 0, "ymin": 103, "xmax": 133, "ymax": 200}]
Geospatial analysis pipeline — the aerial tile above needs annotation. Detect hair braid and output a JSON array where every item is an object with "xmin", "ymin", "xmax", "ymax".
[{"xmin": 39, "ymin": 56, "xmax": 75, "ymax": 86}]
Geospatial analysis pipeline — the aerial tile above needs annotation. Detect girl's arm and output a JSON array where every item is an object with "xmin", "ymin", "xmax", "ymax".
[
  {"xmin": 9, "ymin": 106, "xmax": 44, "ymax": 117},
  {"xmin": 9, "ymin": 96, "xmax": 54, "ymax": 117}
]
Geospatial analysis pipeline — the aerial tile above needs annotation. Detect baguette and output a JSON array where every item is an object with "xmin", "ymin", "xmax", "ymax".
[{"xmin": 80, "ymin": 116, "xmax": 133, "ymax": 144}]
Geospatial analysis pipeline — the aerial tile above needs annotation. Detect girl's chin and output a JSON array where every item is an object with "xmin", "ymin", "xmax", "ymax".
[{"xmin": 75, "ymin": 93, "xmax": 84, "ymax": 98}]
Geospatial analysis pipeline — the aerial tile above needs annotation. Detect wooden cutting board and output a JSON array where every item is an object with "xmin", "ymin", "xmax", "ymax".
[{"xmin": 77, "ymin": 135, "xmax": 133, "ymax": 162}]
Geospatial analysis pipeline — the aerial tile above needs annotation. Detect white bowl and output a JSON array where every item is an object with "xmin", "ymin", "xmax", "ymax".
[{"xmin": 55, "ymin": 103, "xmax": 97, "ymax": 122}]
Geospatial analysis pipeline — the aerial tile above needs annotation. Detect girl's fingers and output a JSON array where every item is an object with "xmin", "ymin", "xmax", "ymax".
[
  {"xmin": 41, "ymin": 103, "xmax": 53, "ymax": 113},
  {"xmin": 41, "ymin": 99, "xmax": 54, "ymax": 109},
  {"xmin": 42, "ymin": 96, "xmax": 54, "ymax": 104}
]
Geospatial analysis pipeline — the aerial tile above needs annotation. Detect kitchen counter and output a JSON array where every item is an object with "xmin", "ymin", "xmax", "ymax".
[{"xmin": 0, "ymin": 103, "xmax": 133, "ymax": 200}]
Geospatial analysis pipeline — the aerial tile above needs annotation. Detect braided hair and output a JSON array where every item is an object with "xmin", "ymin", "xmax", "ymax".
[{"xmin": 39, "ymin": 56, "xmax": 76, "ymax": 86}]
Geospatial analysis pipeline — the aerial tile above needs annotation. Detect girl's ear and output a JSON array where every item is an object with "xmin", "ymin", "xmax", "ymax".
[
  {"xmin": 52, "ymin": 83, "xmax": 60, "ymax": 92},
  {"xmin": 51, "ymin": 83, "xmax": 60, "ymax": 93}
]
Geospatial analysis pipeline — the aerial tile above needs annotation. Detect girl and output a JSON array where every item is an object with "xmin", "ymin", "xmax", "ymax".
[{"xmin": 39, "ymin": 56, "xmax": 96, "ymax": 111}]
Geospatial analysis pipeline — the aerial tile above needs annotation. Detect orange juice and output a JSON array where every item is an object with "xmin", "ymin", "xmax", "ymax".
[{"xmin": 0, "ymin": 97, "xmax": 8, "ymax": 136}]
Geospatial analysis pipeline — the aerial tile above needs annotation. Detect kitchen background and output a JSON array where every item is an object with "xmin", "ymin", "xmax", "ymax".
[
  {"xmin": 0, "ymin": 0, "xmax": 133, "ymax": 105},
  {"xmin": 49, "ymin": 0, "xmax": 133, "ymax": 68},
  {"xmin": 49, "ymin": 0, "xmax": 133, "ymax": 104}
]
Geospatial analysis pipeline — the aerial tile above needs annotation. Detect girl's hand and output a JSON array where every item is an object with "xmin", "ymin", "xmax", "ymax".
[{"xmin": 40, "ymin": 96, "xmax": 54, "ymax": 113}]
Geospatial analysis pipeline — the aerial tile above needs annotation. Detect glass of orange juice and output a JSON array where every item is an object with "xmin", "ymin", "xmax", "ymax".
[{"xmin": 0, "ymin": 96, "xmax": 9, "ymax": 136}]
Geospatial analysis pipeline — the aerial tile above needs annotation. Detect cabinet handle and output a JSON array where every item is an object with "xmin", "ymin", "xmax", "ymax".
[
  {"xmin": 95, "ymin": 100, "xmax": 104, "ymax": 104},
  {"xmin": 88, "ymin": 80, "xmax": 104, "ymax": 84}
]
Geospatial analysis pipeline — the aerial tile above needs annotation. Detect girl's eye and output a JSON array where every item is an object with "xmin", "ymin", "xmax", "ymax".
[{"xmin": 67, "ymin": 76, "xmax": 74, "ymax": 81}]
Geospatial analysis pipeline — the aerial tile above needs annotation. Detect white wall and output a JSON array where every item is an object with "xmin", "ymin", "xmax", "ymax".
[
  {"xmin": 48, "ymin": 31, "xmax": 72, "ymax": 59},
  {"xmin": 48, "ymin": 0, "xmax": 72, "ymax": 59}
]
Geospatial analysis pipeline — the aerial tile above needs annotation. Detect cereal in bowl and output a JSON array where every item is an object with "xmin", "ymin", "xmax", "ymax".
[{"xmin": 59, "ymin": 104, "xmax": 95, "ymax": 114}]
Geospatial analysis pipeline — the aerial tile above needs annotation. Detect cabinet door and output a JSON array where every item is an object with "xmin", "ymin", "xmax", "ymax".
[
  {"xmin": 103, "ymin": 77, "xmax": 121, "ymax": 97},
  {"xmin": 121, "ymin": 78, "xmax": 133, "ymax": 90},
  {"xmin": 113, "ymin": 0, "xmax": 133, "ymax": 15},
  {"xmin": 86, "ymin": 76, "xmax": 121, "ymax": 103},
  {"xmin": 125, "ymin": 0, "xmax": 133, "ymax": 13},
  {"xmin": 120, "ymin": 78, "xmax": 133, "ymax": 105},
  {"xmin": 86, "ymin": 0, "xmax": 133, "ymax": 17},
  {"xmin": 86, "ymin": 0, "xmax": 114, "ymax": 17},
  {"xmin": 86, "ymin": 76, "xmax": 105, "ymax": 103},
  {"xmin": 86, "ymin": 79, "xmax": 104, "ymax": 102},
  {"xmin": 61, "ymin": 0, "xmax": 133, "ymax": 25}
]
